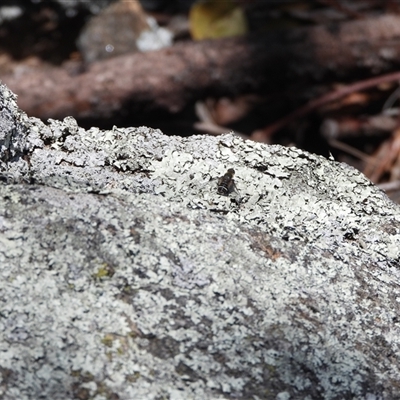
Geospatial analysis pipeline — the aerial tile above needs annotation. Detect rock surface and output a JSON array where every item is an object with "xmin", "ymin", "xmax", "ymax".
[{"xmin": 1, "ymin": 82, "xmax": 400, "ymax": 399}]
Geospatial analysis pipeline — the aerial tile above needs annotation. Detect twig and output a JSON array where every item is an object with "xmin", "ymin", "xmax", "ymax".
[
  {"xmin": 252, "ymin": 71, "xmax": 400, "ymax": 141},
  {"xmin": 194, "ymin": 101, "xmax": 246, "ymax": 138},
  {"xmin": 378, "ymin": 180, "xmax": 400, "ymax": 191},
  {"xmin": 328, "ymin": 138, "xmax": 373, "ymax": 164}
]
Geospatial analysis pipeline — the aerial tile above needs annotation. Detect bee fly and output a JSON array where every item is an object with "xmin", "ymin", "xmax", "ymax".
[{"xmin": 217, "ymin": 168, "xmax": 236, "ymax": 195}]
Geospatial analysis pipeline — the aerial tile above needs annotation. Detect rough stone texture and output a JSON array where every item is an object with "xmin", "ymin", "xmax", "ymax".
[{"xmin": 1, "ymin": 81, "xmax": 400, "ymax": 400}]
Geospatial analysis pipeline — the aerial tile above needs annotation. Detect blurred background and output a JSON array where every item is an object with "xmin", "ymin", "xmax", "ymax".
[{"xmin": 2, "ymin": 0, "xmax": 400, "ymax": 201}]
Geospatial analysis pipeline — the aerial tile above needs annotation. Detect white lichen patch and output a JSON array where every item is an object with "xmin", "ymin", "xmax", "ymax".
[{"xmin": 1, "ymin": 81, "xmax": 400, "ymax": 399}]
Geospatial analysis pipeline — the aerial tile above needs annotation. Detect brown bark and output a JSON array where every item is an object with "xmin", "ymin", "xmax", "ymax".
[{"xmin": 2, "ymin": 14, "xmax": 400, "ymax": 122}]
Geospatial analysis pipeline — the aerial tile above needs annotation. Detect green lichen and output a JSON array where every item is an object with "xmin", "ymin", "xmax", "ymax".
[
  {"xmin": 101, "ymin": 334, "xmax": 114, "ymax": 348},
  {"xmin": 93, "ymin": 264, "xmax": 115, "ymax": 279}
]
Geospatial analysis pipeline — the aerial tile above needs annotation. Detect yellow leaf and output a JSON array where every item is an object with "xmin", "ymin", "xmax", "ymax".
[{"xmin": 189, "ymin": 0, "xmax": 248, "ymax": 40}]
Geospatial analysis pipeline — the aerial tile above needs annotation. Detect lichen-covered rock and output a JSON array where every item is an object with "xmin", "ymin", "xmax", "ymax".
[{"xmin": 1, "ymin": 81, "xmax": 400, "ymax": 400}]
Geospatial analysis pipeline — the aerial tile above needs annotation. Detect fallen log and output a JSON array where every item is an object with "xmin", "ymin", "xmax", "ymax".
[{"xmin": 2, "ymin": 14, "xmax": 400, "ymax": 122}]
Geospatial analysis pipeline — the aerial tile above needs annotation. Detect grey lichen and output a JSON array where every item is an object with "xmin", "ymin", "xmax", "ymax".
[{"xmin": 0, "ymin": 81, "xmax": 400, "ymax": 399}]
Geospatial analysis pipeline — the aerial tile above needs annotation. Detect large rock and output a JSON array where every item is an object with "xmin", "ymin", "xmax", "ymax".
[{"xmin": 1, "ymin": 82, "xmax": 400, "ymax": 399}]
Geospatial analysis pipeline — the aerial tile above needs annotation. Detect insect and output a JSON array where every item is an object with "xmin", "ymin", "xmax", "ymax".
[{"xmin": 217, "ymin": 168, "xmax": 236, "ymax": 195}]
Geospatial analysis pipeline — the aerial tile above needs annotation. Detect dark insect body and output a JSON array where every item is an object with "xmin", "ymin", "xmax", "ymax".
[{"xmin": 217, "ymin": 168, "xmax": 235, "ymax": 195}]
